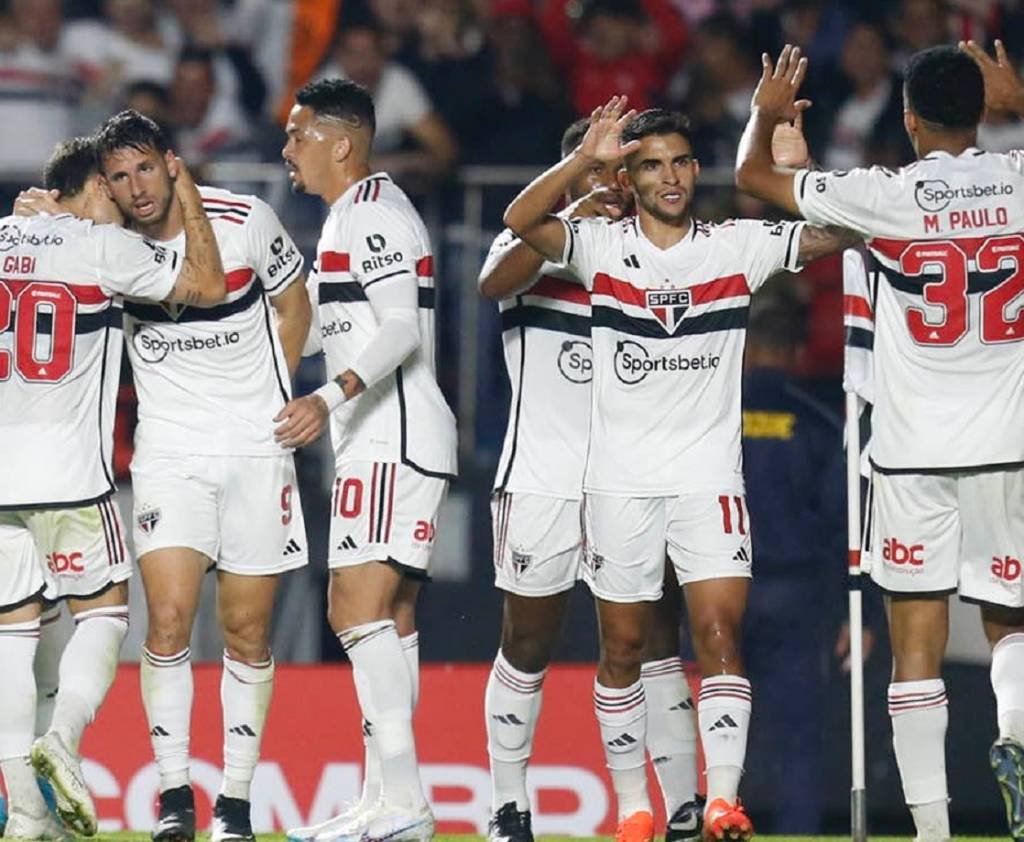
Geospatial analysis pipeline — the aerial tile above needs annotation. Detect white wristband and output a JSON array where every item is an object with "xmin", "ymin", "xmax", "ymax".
[{"xmin": 313, "ymin": 381, "xmax": 345, "ymax": 412}]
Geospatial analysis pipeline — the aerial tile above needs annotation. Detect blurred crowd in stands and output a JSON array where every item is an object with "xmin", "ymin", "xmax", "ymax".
[{"xmin": 3, "ymin": 0, "xmax": 1024, "ymax": 392}]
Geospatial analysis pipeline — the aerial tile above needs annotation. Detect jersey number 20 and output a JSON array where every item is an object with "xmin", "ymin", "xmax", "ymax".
[
  {"xmin": 0, "ymin": 281, "xmax": 77, "ymax": 382},
  {"xmin": 900, "ymin": 236, "xmax": 1024, "ymax": 346}
]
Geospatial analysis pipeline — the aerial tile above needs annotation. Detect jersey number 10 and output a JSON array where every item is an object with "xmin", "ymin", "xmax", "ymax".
[
  {"xmin": 0, "ymin": 281, "xmax": 77, "ymax": 382},
  {"xmin": 900, "ymin": 235, "xmax": 1024, "ymax": 346}
]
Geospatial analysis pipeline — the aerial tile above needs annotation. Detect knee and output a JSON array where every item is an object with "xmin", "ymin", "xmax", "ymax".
[
  {"xmin": 146, "ymin": 603, "xmax": 193, "ymax": 654},
  {"xmin": 500, "ymin": 624, "xmax": 555, "ymax": 674},
  {"xmin": 690, "ymin": 614, "xmax": 742, "ymax": 664},
  {"xmin": 221, "ymin": 612, "xmax": 270, "ymax": 663},
  {"xmin": 602, "ymin": 626, "xmax": 647, "ymax": 673}
]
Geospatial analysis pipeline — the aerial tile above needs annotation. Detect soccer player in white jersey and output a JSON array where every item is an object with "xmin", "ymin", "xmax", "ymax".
[
  {"xmin": 91, "ymin": 110, "xmax": 311, "ymax": 842},
  {"xmin": 481, "ymin": 118, "xmax": 701, "ymax": 842},
  {"xmin": 736, "ymin": 42, "xmax": 1024, "ymax": 841},
  {"xmin": 0, "ymin": 138, "xmax": 224, "ymax": 841},
  {"xmin": 504, "ymin": 97, "xmax": 857, "ymax": 842},
  {"xmin": 275, "ymin": 79, "xmax": 456, "ymax": 842}
]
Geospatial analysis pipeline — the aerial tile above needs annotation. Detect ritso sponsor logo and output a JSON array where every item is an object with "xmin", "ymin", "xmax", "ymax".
[{"xmin": 613, "ymin": 340, "xmax": 720, "ymax": 384}]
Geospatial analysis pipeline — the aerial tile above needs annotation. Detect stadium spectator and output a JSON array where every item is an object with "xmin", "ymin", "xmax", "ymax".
[
  {"xmin": 891, "ymin": 0, "xmax": 953, "ymax": 70},
  {"xmin": 539, "ymin": 0, "xmax": 688, "ymax": 115},
  {"xmin": 319, "ymin": 18, "xmax": 457, "ymax": 186},
  {"xmin": 121, "ymin": 79, "xmax": 173, "ymax": 137},
  {"xmin": 166, "ymin": 46, "xmax": 258, "ymax": 165},
  {"xmin": 0, "ymin": 0, "xmax": 79, "ymax": 175}
]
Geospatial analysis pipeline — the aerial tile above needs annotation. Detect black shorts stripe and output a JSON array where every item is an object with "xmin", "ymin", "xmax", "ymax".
[
  {"xmin": 591, "ymin": 304, "xmax": 748, "ymax": 339},
  {"xmin": 124, "ymin": 279, "xmax": 262, "ymax": 323}
]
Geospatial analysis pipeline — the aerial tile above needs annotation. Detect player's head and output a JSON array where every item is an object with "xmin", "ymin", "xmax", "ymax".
[
  {"xmin": 903, "ymin": 45, "xmax": 984, "ymax": 150},
  {"xmin": 283, "ymin": 78, "xmax": 376, "ymax": 198},
  {"xmin": 94, "ymin": 109, "xmax": 178, "ymax": 231},
  {"xmin": 561, "ymin": 118, "xmax": 627, "ymax": 211},
  {"xmin": 619, "ymin": 109, "xmax": 699, "ymax": 226},
  {"xmin": 43, "ymin": 136, "xmax": 123, "ymax": 226}
]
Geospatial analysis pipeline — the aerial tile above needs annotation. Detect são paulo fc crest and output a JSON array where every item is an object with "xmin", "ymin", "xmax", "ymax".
[
  {"xmin": 646, "ymin": 289, "xmax": 691, "ymax": 333},
  {"xmin": 511, "ymin": 550, "xmax": 532, "ymax": 579},
  {"xmin": 137, "ymin": 507, "xmax": 161, "ymax": 535}
]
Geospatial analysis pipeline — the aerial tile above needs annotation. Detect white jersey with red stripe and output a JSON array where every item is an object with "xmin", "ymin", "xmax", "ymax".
[
  {"xmin": 124, "ymin": 186, "xmax": 304, "ymax": 459},
  {"xmin": 560, "ymin": 215, "xmax": 804, "ymax": 496},
  {"xmin": 312, "ymin": 173, "xmax": 457, "ymax": 477},
  {"xmin": 0, "ymin": 213, "xmax": 179, "ymax": 508},
  {"xmin": 795, "ymin": 148, "xmax": 1024, "ymax": 471},
  {"xmin": 483, "ymin": 228, "xmax": 591, "ymax": 499}
]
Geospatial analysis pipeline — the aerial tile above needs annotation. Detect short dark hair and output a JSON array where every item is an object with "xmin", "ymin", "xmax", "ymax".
[
  {"xmin": 95, "ymin": 109, "xmax": 171, "ymax": 166},
  {"xmin": 622, "ymin": 109, "xmax": 694, "ymax": 149},
  {"xmin": 560, "ymin": 118, "xmax": 590, "ymax": 157},
  {"xmin": 905, "ymin": 45, "xmax": 984, "ymax": 129},
  {"xmin": 42, "ymin": 136, "xmax": 99, "ymax": 198},
  {"xmin": 295, "ymin": 77, "xmax": 376, "ymax": 136}
]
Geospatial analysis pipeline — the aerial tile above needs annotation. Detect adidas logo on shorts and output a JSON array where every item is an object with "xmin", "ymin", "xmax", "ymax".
[
  {"xmin": 337, "ymin": 535, "xmax": 357, "ymax": 551},
  {"xmin": 283, "ymin": 539, "xmax": 302, "ymax": 556}
]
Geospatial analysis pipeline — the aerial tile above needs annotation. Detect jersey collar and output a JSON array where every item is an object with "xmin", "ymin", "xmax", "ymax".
[
  {"xmin": 333, "ymin": 172, "xmax": 393, "ymax": 210},
  {"xmin": 921, "ymin": 146, "xmax": 982, "ymax": 161}
]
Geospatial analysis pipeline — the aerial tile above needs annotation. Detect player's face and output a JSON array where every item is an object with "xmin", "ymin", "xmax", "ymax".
[
  {"xmin": 568, "ymin": 157, "xmax": 627, "ymax": 213},
  {"xmin": 282, "ymin": 105, "xmax": 336, "ymax": 197},
  {"xmin": 622, "ymin": 133, "xmax": 699, "ymax": 226},
  {"xmin": 101, "ymin": 145, "xmax": 175, "ymax": 229}
]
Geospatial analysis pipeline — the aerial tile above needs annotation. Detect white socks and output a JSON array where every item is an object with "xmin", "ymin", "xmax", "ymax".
[
  {"xmin": 889, "ymin": 679, "xmax": 949, "ymax": 841},
  {"xmin": 221, "ymin": 651, "xmax": 275, "ymax": 800},
  {"xmin": 34, "ymin": 607, "xmax": 64, "ymax": 737},
  {"xmin": 698, "ymin": 675, "xmax": 752, "ymax": 804},
  {"xmin": 594, "ymin": 679, "xmax": 650, "ymax": 820},
  {"xmin": 992, "ymin": 633, "xmax": 1024, "ymax": 745},
  {"xmin": 485, "ymin": 649, "xmax": 546, "ymax": 812},
  {"xmin": 0, "ymin": 619, "xmax": 46, "ymax": 817},
  {"xmin": 641, "ymin": 657, "xmax": 698, "ymax": 817},
  {"xmin": 141, "ymin": 646, "xmax": 193, "ymax": 791},
  {"xmin": 49, "ymin": 607, "xmax": 128, "ymax": 752},
  {"xmin": 338, "ymin": 621, "xmax": 425, "ymax": 811}
]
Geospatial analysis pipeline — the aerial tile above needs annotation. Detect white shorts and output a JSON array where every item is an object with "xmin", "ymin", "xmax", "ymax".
[
  {"xmin": 131, "ymin": 453, "xmax": 308, "ymax": 576},
  {"xmin": 328, "ymin": 460, "xmax": 447, "ymax": 579},
  {"xmin": 0, "ymin": 498, "xmax": 131, "ymax": 609},
  {"xmin": 870, "ymin": 467, "xmax": 1024, "ymax": 606},
  {"xmin": 583, "ymin": 490, "xmax": 753, "ymax": 603},
  {"xmin": 491, "ymin": 491, "xmax": 583, "ymax": 597}
]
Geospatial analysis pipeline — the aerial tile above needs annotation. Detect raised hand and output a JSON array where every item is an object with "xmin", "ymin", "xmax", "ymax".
[
  {"xmin": 960, "ymin": 39, "xmax": 1024, "ymax": 116},
  {"xmin": 564, "ymin": 187, "xmax": 628, "ymax": 220},
  {"xmin": 771, "ymin": 103, "xmax": 812, "ymax": 168},
  {"xmin": 579, "ymin": 96, "xmax": 641, "ymax": 163},
  {"xmin": 14, "ymin": 187, "xmax": 61, "ymax": 217},
  {"xmin": 752, "ymin": 44, "xmax": 810, "ymax": 124}
]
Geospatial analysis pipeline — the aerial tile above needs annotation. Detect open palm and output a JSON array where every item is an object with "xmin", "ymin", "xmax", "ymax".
[{"xmin": 580, "ymin": 96, "xmax": 641, "ymax": 163}]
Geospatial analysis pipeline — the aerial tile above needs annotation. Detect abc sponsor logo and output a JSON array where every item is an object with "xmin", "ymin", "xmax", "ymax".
[
  {"xmin": 413, "ymin": 520, "xmax": 436, "ymax": 545},
  {"xmin": 991, "ymin": 555, "xmax": 1022, "ymax": 583},
  {"xmin": 47, "ymin": 551, "xmax": 84, "ymax": 575},
  {"xmin": 132, "ymin": 325, "xmax": 241, "ymax": 364},
  {"xmin": 613, "ymin": 340, "xmax": 720, "ymax": 385},
  {"xmin": 913, "ymin": 178, "xmax": 1014, "ymax": 213},
  {"xmin": 557, "ymin": 339, "xmax": 592, "ymax": 383},
  {"xmin": 882, "ymin": 537, "xmax": 924, "ymax": 570}
]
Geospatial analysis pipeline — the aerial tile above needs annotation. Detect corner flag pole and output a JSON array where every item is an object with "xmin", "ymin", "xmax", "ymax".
[{"xmin": 844, "ymin": 247, "xmax": 869, "ymax": 841}]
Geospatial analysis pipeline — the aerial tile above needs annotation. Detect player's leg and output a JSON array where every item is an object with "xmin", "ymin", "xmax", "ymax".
[
  {"xmin": 0, "ymin": 514, "xmax": 60, "ymax": 840},
  {"xmin": 133, "ymin": 453, "xmax": 220, "ymax": 841},
  {"xmin": 642, "ymin": 562, "xmax": 699, "ymax": 840},
  {"xmin": 961, "ymin": 467, "xmax": 1024, "ymax": 839},
  {"xmin": 486, "ymin": 492, "xmax": 580, "ymax": 838},
  {"xmin": 672, "ymin": 490, "xmax": 755, "ymax": 840},
  {"xmin": 584, "ymin": 493, "xmax": 665, "ymax": 840},
  {"xmin": 872, "ymin": 471, "xmax": 958, "ymax": 842}
]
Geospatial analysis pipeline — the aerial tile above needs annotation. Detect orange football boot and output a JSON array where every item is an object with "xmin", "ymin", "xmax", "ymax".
[
  {"xmin": 703, "ymin": 797, "xmax": 754, "ymax": 841},
  {"xmin": 616, "ymin": 809, "xmax": 655, "ymax": 842}
]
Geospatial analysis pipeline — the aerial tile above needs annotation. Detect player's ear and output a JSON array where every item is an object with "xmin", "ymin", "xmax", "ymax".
[
  {"xmin": 692, "ymin": 157, "xmax": 701, "ymax": 180},
  {"xmin": 97, "ymin": 174, "xmax": 112, "ymax": 200},
  {"xmin": 333, "ymin": 135, "xmax": 352, "ymax": 164},
  {"xmin": 165, "ymin": 151, "xmax": 179, "ymax": 179},
  {"xmin": 616, "ymin": 166, "xmax": 631, "ymax": 193}
]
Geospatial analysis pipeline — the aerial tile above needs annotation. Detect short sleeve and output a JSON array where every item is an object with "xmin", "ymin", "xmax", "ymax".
[
  {"xmin": 793, "ymin": 167, "xmax": 887, "ymax": 235},
  {"xmin": 348, "ymin": 203, "xmax": 420, "ymax": 291},
  {"xmin": 93, "ymin": 225, "xmax": 179, "ymax": 300},
  {"xmin": 480, "ymin": 228, "xmax": 520, "ymax": 281},
  {"xmin": 559, "ymin": 216, "xmax": 611, "ymax": 291},
  {"xmin": 245, "ymin": 197, "xmax": 304, "ymax": 296},
  {"xmin": 729, "ymin": 219, "xmax": 805, "ymax": 292}
]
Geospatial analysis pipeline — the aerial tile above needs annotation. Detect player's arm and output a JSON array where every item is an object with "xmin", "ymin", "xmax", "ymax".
[
  {"xmin": 961, "ymin": 39, "xmax": 1024, "ymax": 117},
  {"xmin": 478, "ymin": 236, "xmax": 546, "ymax": 300},
  {"xmin": 270, "ymin": 278, "xmax": 311, "ymax": 376},
  {"xmin": 735, "ymin": 45, "xmax": 811, "ymax": 215},
  {"xmin": 166, "ymin": 158, "xmax": 226, "ymax": 305},
  {"xmin": 504, "ymin": 95, "xmax": 639, "ymax": 263},
  {"xmin": 796, "ymin": 224, "xmax": 863, "ymax": 264}
]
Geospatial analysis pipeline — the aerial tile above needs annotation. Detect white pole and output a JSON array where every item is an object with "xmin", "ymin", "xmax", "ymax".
[{"xmin": 846, "ymin": 389, "xmax": 868, "ymax": 842}]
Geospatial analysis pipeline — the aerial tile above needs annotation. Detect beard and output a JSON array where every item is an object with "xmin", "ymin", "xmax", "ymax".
[{"xmin": 636, "ymin": 190, "xmax": 691, "ymax": 225}]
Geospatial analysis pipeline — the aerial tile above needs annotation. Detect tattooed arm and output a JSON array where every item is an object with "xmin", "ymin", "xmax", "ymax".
[
  {"xmin": 797, "ymin": 224, "xmax": 863, "ymax": 264},
  {"xmin": 165, "ymin": 157, "xmax": 226, "ymax": 306}
]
